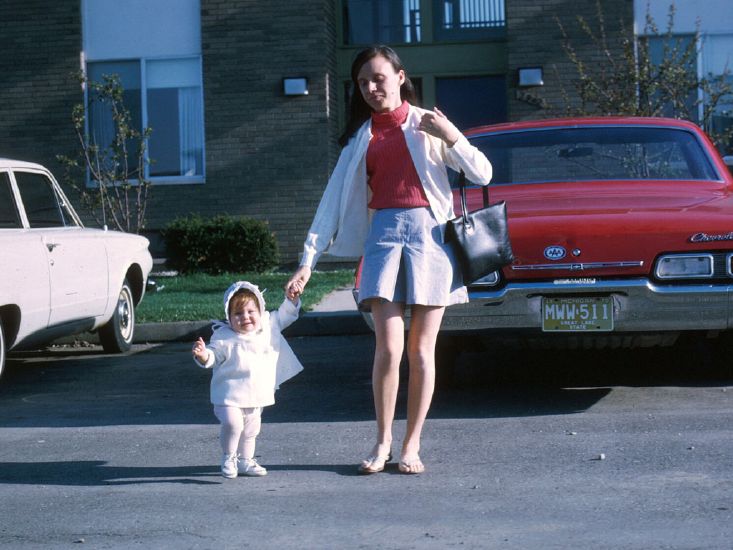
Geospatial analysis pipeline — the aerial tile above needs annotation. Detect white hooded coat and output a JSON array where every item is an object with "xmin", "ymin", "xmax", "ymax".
[{"xmin": 195, "ymin": 281, "xmax": 304, "ymax": 408}]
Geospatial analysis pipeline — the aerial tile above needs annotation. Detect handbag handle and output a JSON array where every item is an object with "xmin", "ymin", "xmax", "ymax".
[{"xmin": 457, "ymin": 170, "xmax": 490, "ymax": 228}]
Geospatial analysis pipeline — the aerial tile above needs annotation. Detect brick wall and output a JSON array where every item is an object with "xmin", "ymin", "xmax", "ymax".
[
  {"xmin": 0, "ymin": 0, "xmax": 81, "ymax": 171},
  {"xmin": 0, "ymin": 0, "xmax": 339, "ymax": 265},
  {"xmin": 144, "ymin": 0, "xmax": 340, "ymax": 264},
  {"xmin": 0, "ymin": 0, "xmax": 635, "ymax": 265},
  {"xmin": 507, "ymin": 0, "xmax": 633, "ymax": 120}
]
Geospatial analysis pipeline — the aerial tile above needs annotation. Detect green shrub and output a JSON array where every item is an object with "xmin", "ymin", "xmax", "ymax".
[{"xmin": 162, "ymin": 215, "xmax": 280, "ymax": 274}]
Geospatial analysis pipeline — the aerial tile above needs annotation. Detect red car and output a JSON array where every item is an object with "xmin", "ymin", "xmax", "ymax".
[{"xmin": 356, "ymin": 117, "xmax": 733, "ymax": 349}]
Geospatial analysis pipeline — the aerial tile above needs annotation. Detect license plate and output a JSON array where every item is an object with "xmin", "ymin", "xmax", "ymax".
[{"xmin": 542, "ymin": 297, "xmax": 614, "ymax": 332}]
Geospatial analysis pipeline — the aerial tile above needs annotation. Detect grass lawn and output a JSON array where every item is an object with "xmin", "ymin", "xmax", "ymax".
[{"xmin": 137, "ymin": 270, "xmax": 355, "ymax": 323}]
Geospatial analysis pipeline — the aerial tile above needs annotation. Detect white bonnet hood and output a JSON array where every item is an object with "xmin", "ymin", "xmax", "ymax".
[{"xmin": 223, "ymin": 281, "xmax": 266, "ymax": 320}]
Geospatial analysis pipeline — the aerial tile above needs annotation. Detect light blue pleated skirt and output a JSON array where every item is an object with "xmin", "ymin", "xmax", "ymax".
[{"xmin": 357, "ymin": 207, "xmax": 468, "ymax": 310}]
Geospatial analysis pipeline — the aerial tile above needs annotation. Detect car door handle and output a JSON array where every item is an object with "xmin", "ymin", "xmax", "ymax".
[{"xmin": 46, "ymin": 242, "xmax": 60, "ymax": 252}]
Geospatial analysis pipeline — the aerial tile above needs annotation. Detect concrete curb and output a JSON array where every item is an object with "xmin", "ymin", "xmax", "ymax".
[
  {"xmin": 55, "ymin": 311, "xmax": 370, "ymax": 346},
  {"xmin": 135, "ymin": 311, "xmax": 371, "ymax": 342},
  {"xmin": 54, "ymin": 288, "xmax": 370, "ymax": 346}
]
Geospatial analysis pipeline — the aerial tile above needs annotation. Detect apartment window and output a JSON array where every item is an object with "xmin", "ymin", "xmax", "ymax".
[
  {"xmin": 647, "ymin": 32, "xmax": 733, "ymax": 155},
  {"xmin": 434, "ymin": 0, "xmax": 506, "ymax": 42},
  {"xmin": 702, "ymin": 34, "xmax": 733, "ymax": 155},
  {"xmin": 647, "ymin": 35, "xmax": 698, "ymax": 121},
  {"xmin": 82, "ymin": 0, "xmax": 204, "ymax": 184},
  {"xmin": 344, "ymin": 0, "xmax": 421, "ymax": 45}
]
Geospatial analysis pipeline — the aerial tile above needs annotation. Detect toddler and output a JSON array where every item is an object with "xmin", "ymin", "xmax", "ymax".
[{"xmin": 192, "ymin": 280, "xmax": 304, "ymax": 478}]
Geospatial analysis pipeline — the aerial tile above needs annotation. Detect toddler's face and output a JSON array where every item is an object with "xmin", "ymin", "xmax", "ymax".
[{"xmin": 229, "ymin": 298, "xmax": 261, "ymax": 334}]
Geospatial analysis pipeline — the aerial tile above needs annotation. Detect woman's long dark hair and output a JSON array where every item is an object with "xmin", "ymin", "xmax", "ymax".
[{"xmin": 338, "ymin": 45, "xmax": 417, "ymax": 147}]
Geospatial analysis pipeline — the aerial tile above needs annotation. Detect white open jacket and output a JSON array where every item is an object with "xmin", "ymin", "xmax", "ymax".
[{"xmin": 300, "ymin": 104, "xmax": 493, "ymax": 269}]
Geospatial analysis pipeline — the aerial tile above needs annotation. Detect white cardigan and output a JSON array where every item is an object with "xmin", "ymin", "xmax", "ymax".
[
  {"xmin": 300, "ymin": 104, "xmax": 493, "ymax": 269},
  {"xmin": 196, "ymin": 298, "xmax": 304, "ymax": 408}
]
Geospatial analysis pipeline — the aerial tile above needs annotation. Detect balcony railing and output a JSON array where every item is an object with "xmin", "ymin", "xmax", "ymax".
[
  {"xmin": 435, "ymin": 0, "xmax": 505, "ymax": 41},
  {"xmin": 343, "ymin": 0, "xmax": 505, "ymax": 45}
]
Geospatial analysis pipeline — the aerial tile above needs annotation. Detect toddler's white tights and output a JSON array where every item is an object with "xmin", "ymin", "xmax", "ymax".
[{"xmin": 214, "ymin": 405, "xmax": 262, "ymax": 460}]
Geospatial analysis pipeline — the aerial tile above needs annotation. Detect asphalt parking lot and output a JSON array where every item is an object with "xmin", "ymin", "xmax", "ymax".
[{"xmin": 0, "ymin": 334, "xmax": 731, "ymax": 549}]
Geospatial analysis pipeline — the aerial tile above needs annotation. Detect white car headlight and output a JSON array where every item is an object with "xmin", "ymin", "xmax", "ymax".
[
  {"xmin": 470, "ymin": 271, "xmax": 500, "ymax": 286},
  {"xmin": 655, "ymin": 254, "xmax": 714, "ymax": 279}
]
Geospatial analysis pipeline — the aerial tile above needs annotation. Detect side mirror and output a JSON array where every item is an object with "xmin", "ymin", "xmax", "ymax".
[{"xmin": 724, "ymin": 155, "xmax": 733, "ymax": 170}]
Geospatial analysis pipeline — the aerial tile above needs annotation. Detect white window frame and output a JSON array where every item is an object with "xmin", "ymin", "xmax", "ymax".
[{"xmin": 84, "ymin": 54, "xmax": 206, "ymax": 186}]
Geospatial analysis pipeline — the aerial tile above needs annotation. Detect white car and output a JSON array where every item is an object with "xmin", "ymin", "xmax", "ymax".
[{"xmin": 0, "ymin": 159, "xmax": 153, "ymax": 378}]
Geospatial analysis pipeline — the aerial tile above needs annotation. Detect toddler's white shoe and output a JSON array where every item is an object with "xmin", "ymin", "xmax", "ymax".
[
  {"xmin": 238, "ymin": 457, "xmax": 267, "ymax": 477},
  {"xmin": 221, "ymin": 453, "xmax": 238, "ymax": 478}
]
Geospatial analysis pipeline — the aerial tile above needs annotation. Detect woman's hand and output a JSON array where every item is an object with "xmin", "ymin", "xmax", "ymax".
[
  {"xmin": 418, "ymin": 107, "xmax": 461, "ymax": 147},
  {"xmin": 286, "ymin": 265, "xmax": 312, "ymax": 300},
  {"xmin": 286, "ymin": 279, "xmax": 304, "ymax": 303}
]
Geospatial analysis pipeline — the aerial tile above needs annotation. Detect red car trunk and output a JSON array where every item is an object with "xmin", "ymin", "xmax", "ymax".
[{"xmin": 459, "ymin": 179, "xmax": 733, "ymax": 280}]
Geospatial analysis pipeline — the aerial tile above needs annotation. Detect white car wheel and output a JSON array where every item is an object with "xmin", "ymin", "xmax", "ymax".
[{"xmin": 99, "ymin": 279, "xmax": 135, "ymax": 353}]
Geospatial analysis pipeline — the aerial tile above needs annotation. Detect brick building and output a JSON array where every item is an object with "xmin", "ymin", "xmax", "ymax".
[{"xmin": 0, "ymin": 0, "xmax": 658, "ymax": 264}]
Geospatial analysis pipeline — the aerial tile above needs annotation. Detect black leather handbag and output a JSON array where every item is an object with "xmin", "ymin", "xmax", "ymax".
[{"xmin": 444, "ymin": 171, "xmax": 514, "ymax": 284}]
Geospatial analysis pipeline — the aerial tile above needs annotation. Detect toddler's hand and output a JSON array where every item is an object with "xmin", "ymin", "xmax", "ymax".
[
  {"xmin": 285, "ymin": 266, "xmax": 311, "ymax": 301},
  {"xmin": 192, "ymin": 337, "xmax": 208, "ymax": 363}
]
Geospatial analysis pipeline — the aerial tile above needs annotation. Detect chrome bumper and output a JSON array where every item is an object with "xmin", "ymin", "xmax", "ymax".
[{"xmin": 357, "ymin": 278, "xmax": 733, "ymax": 333}]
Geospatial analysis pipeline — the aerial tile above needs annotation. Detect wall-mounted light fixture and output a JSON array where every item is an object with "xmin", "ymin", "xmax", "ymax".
[
  {"xmin": 283, "ymin": 77, "xmax": 309, "ymax": 96},
  {"xmin": 518, "ymin": 67, "xmax": 544, "ymax": 87}
]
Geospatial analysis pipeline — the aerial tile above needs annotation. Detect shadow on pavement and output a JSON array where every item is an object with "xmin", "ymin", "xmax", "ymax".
[
  {"xmin": 0, "ymin": 461, "xmax": 221, "ymax": 486},
  {"xmin": 0, "ymin": 461, "xmax": 371, "ymax": 486},
  {"xmin": 0, "ymin": 335, "xmax": 730, "ymax": 429}
]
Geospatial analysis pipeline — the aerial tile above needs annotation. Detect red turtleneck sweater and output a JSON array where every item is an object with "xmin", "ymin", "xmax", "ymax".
[{"xmin": 366, "ymin": 101, "xmax": 430, "ymax": 210}]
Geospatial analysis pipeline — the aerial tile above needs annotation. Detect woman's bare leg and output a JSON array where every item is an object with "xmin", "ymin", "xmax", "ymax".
[
  {"xmin": 401, "ymin": 304, "xmax": 445, "ymax": 469},
  {"xmin": 368, "ymin": 299, "xmax": 405, "ymax": 458}
]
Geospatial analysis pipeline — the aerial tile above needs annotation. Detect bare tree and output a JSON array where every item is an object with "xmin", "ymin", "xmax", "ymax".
[
  {"xmin": 556, "ymin": 1, "xmax": 732, "ymax": 151},
  {"xmin": 58, "ymin": 73, "xmax": 152, "ymax": 233}
]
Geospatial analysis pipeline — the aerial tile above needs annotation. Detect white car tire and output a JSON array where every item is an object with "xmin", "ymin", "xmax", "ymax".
[{"xmin": 99, "ymin": 279, "xmax": 135, "ymax": 353}]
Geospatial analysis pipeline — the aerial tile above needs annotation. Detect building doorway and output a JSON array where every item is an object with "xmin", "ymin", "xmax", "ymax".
[{"xmin": 435, "ymin": 75, "xmax": 506, "ymax": 130}]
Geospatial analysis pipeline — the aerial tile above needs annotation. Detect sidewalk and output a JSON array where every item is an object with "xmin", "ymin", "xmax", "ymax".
[{"xmin": 129, "ymin": 286, "xmax": 369, "ymax": 344}]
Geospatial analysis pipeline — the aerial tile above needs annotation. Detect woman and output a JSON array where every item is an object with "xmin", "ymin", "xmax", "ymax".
[{"xmin": 286, "ymin": 45, "xmax": 492, "ymax": 474}]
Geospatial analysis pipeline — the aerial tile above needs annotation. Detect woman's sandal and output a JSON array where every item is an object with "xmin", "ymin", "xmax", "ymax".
[
  {"xmin": 398, "ymin": 456, "xmax": 425, "ymax": 475},
  {"xmin": 358, "ymin": 451, "xmax": 392, "ymax": 474}
]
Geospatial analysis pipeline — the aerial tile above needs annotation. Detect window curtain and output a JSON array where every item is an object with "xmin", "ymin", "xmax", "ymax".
[
  {"xmin": 89, "ymin": 100, "xmax": 116, "ymax": 171},
  {"xmin": 178, "ymin": 87, "xmax": 203, "ymax": 176}
]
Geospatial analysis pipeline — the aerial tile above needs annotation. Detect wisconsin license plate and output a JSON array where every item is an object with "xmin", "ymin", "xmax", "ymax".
[{"xmin": 542, "ymin": 296, "xmax": 614, "ymax": 332}]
